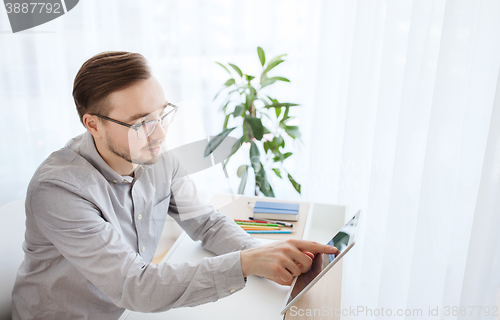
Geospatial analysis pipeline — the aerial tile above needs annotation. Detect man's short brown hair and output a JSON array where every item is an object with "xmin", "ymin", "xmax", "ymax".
[{"xmin": 73, "ymin": 51, "xmax": 151, "ymax": 125}]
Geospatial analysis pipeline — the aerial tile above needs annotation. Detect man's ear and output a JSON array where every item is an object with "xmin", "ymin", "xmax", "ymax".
[{"xmin": 83, "ymin": 114, "xmax": 103, "ymax": 139}]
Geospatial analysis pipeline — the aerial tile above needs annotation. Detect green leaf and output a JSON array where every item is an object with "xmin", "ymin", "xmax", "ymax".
[
  {"xmin": 238, "ymin": 171, "xmax": 248, "ymax": 194},
  {"xmin": 273, "ymin": 152, "xmax": 292, "ymax": 162},
  {"xmin": 288, "ymin": 173, "xmax": 301, "ymax": 194},
  {"xmin": 249, "ymin": 86, "xmax": 257, "ymax": 99},
  {"xmin": 257, "ymin": 47, "xmax": 266, "ymax": 66},
  {"xmin": 249, "ymin": 141, "xmax": 262, "ymax": 183},
  {"xmin": 255, "ymin": 166, "xmax": 275, "ymax": 197},
  {"xmin": 228, "ymin": 63, "xmax": 243, "ymax": 78},
  {"xmin": 272, "ymin": 168, "xmax": 282, "ymax": 179},
  {"xmin": 224, "ymin": 78, "xmax": 236, "ymax": 87},
  {"xmin": 249, "ymin": 140, "xmax": 260, "ymax": 163},
  {"xmin": 260, "ymin": 73, "xmax": 267, "ymax": 85},
  {"xmin": 260, "ymin": 182, "xmax": 275, "ymax": 197},
  {"xmin": 213, "ymin": 88, "xmax": 223, "ymax": 101},
  {"xmin": 263, "ymin": 126, "xmax": 271, "ymax": 134},
  {"xmin": 284, "ymin": 106, "xmax": 290, "ymax": 119},
  {"xmin": 223, "ymin": 114, "xmax": 230, "ymax": 130},
  {"xmin": 284, "ymin": 125, "xmax": 301, "ymax": 139},
  {"xmin": 267, "ymin": 54, "xmax": 287, "ymax": 66},
  {"xmin": 261, "ymin": 76, "xmax": 290, "ymax": 88},
  {"xmin": 221, "ymin": 101, "xmax": 230, "ymax": 113},
  {"xmin": 260, "ymin": 76, "xmax": 290, "ymax": 89},
  {"xmin": 273, "ymin": 136, "xmax": 285, "ymax": 149},
  {"xmin": 245, "ymin": 117, "xmax": 264, "ymax": 140},
  {"xmin": 237, "ymin": 165, "xmax": 249, "ymax": 194},
  {"xmin": 204, "ymin": 127, "xmax": 236, "ymax": 157},
  {"xmin": 215, "ymin": 62, "xmax": 231, "ymax": 75},
  {"xmin": 264, "ymin": 59, "xmax": 284, "ymax": 74},
  {"xmin": 260, "ymin": 78, "xmax": 279, "ymax": 88},
  {"xmin": 237, "ymin": 165, "xmax": 249, "ymax": 177},
  {"xmin": 233, "ymin": 105, "xmax": 245, "ymax": 117},
  {"xmin": 274, "ymin": 76, "xmax": 290, "ymax": 82},
  {"xmin": 265, "ymin": 102, "xmax": 299, "ymax": 108},
  {"xmin": 228, "ymin": 88, "xmax": 240, "ymax": 95},
  {"xmin": 279, "ymin": 106, "xmax": 290, "ymax": 124},
  {"xmin": 263, "ymin": 140, "xmax": 272, "ymax": 154},
  {"xmin": 245, "ymin": 74, "xmax": 255, "ymax": 82},
  {"xmin": 260, "ymin": 56, "xmax": 286, "ymax": 84},
  {"xmin": 267, "ymin": 96, "xmax": 279, "ymax": 104},
  {"xmin": 275, "ymin": 106, "xmax": 282, "ymax": 117},
  {"xmin": 266, "ymin": 136, "xmax": 284, "ymax": 156},
  {"xmin": 223, "ymin": 137, "xmax": 244, "ymax": 169}
]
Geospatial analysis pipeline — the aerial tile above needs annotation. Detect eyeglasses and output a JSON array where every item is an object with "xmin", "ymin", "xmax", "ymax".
[{"xmin": 91, "ymin": 103, "xmax": 178, "ymax": 139}]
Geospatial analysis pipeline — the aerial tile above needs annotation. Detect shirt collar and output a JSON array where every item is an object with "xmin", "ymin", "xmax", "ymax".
[{"xmin": 66, "ymin": 131, "xmax": 150, "ymax": 184}]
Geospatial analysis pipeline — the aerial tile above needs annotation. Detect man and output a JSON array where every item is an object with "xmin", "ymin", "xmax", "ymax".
[{"xmin": 12, "ymin": 51, "xmax": 338, "ymax": 319}]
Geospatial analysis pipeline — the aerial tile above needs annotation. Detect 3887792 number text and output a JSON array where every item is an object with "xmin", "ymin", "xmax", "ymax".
[
  {"xmin": 5, "ymin": 3, "xmax": 62, "ymax": 14},
  {"xmin": 443, "ymin": 306, "xmax": 498, "ymax": 317}
]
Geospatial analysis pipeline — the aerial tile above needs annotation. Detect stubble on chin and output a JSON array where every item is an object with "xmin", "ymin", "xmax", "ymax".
[{"xmin": 107, "ymin": 139, "xmax": 160, "ymax": 166}]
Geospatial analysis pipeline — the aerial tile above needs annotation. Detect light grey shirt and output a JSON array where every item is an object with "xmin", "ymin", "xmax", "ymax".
[{"xmin": 12, "ymin": 130, "xmax": 261, "ymax": 320}]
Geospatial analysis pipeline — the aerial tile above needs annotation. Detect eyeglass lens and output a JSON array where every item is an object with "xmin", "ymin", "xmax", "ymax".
[{"xmin": 136, "ymin": 107, "xmax": 177, "ymax": 139}]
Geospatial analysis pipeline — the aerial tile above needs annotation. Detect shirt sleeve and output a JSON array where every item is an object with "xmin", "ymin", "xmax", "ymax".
[
  {"xmin": 167, "ymin": 174, "xmax": 262, "ymax": 255},
  {"xmin": 28, "ymin": 179, "xmax": 257, "ymax": 313},
  {"xmin": 165, "ymin": 149, "xmax": 262, "ymax": 256}
]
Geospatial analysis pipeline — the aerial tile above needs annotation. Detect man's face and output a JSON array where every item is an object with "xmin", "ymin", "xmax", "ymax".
[{"xmin": 101, "ymin": 76, "xmax": 169, "ymax": 166}]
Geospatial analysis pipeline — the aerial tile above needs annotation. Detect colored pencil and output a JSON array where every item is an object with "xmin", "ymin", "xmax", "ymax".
[
  {"xmin": 234, "ymin": 219, "xmax": 267, "ymax": 223},
  {"xmin": 249, "ymin": 217, "xmax": 294, "ymax": 227},
  {"xmin": 235, "ymin": 221, "xmax": 280, "ymax": 227},
  {"xmin": 235, "ymin": 219, "xmax": 270, "ymax": 224},
  {"xmin": 245, "ymin": 230, "xmax": 295, "ymax": 234},
  {"xmin": 239, "ymin": 226, "xmax": 280, "ymax": 230}
]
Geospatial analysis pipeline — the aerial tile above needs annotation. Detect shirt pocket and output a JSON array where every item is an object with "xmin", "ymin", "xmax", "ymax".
[{"xmin": 151, "ymin": 193, "xmax": 171, "ymax": 237}]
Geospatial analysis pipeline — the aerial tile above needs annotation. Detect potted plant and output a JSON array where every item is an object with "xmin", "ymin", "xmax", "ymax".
[{"xmin": 204, "ymin": 47, "xmax": 302, "ymax": 197}]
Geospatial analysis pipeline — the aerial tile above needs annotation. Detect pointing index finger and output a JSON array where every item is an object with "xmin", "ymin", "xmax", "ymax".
[{"xmin": 289, "ymin": 239, "xmax": 338, "ymax": 254}]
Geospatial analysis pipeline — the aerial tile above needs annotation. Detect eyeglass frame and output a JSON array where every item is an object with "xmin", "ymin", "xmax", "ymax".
[{"xmin": 90, "ymin": 103, "xmax": 178, "ymax": 139}]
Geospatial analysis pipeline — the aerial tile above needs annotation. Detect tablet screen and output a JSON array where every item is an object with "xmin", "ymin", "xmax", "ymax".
[{"xmin": 285, "ymin": 212, "xmax": 360, "ymax": 306}]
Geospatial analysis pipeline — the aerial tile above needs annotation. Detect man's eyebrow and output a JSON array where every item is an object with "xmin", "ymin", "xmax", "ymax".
[{"xmin": 126, "ymin": 104, "xmax": 168, "ymax": 122}]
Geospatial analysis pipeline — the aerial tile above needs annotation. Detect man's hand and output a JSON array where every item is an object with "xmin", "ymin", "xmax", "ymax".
[{"xmin": 240, "ymin": 239, "xmax": 339, "ymax": 286}]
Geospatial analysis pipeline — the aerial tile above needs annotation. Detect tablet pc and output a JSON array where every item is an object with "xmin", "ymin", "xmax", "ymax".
[{"xmin": 280, "ymin": 210, "xmax": 362, "ymax": 315}]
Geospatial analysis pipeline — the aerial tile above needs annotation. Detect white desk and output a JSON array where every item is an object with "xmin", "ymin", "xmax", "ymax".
[
  {"xmin": 124, "ymin": 234, "xmax": 288, "ymax": 320},
  {"xmin": 123, "ymin": 194, "xmax": 348, "ymax": 320}
]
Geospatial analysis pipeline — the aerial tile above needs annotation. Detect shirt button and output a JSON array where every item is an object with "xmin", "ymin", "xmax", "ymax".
[
  {"xmin": 112, "ymin": 179, "xmax": 117, "ymax": 183},
  {"xmin": 141, "ymin": 246, "xmax": 146, "ymax": 252},
  {"xmin": 229, "ymin": 288, "xmax": 236, "ymax": 294},
  {"xmin": 137, "ymin": 214, "xmax": 143, "ymax": 220}
]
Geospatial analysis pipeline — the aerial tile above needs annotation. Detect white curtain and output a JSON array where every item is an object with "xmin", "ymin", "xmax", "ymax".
[
  {"xmin": 0, "ymin": 0, "xmax": 319, "ymax": 204},
  {"xmin": 1, "ymin": 0, "xmax": 499, "ymax": 318},
  {"xmin": 299, "ymin": 1, "xmax": 500, "ymax": 319}
]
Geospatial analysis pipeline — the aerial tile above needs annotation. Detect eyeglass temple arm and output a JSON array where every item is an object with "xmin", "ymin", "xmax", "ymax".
[{"xmin": 92, "ymin": 114, "xmax": 135, "ymax": 129}]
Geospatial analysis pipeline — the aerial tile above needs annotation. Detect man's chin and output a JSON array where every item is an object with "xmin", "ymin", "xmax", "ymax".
[{"xmin": 131, "ymin": 153, "xmax": 161, "ymax": 166}]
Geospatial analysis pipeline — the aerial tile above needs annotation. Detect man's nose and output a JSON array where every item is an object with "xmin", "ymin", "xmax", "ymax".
[{"xmin": 149, "ymin": 122, "xmax": 167, "ymax": 141}]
